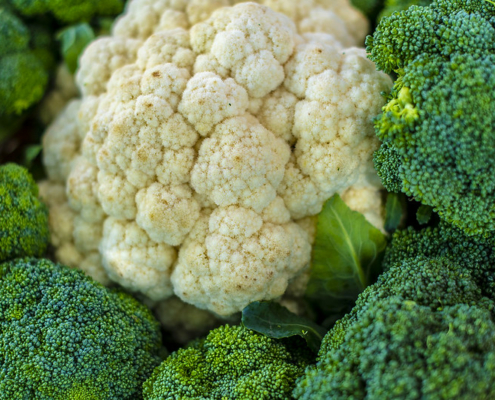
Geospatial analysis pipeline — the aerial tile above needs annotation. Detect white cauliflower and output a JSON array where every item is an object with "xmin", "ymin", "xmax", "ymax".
[
  {"xmin": 38, "ymin": 64, "xmax": 80, "ymax": 125},
  {"xmin": 41, "ymin": 0, "xmax": 392, "ymax": 316}
]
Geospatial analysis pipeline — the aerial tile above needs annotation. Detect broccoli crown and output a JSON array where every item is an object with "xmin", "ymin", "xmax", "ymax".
[
  {"xmin": 0, "ymin": 163, "xmax": 49, "ymax": 262},
  {"xmin": 294, "ymin": 221, "xmax": 495, "ymax": 399},
  {"xmin": 294, "ymin": 296, "xmax": 495, "ymax": 400},
  {"xmin": 375, "ymin": 54, "xmax": 495, "ymax": 234},
  {"xmin": 383, "ymin": 222, "xmax": 495, "ymax": 299},
  {"xmin": 0, "ymin": 6, "xmax": 51, "ymax": 117},
  {"xmin": 367, "ymin": 0, "xmax": 495, "ymax": 74},
  {"xmin": 0, "ymin": 6, "xmax": 29, "ymax": 55},
  {"xmin": 143, "ymin": 324, "xmax": 313, "ymax": 400},
  {"xmin": 0, "ymin": 52, "xmax": 48, "ymax": 116},
  {"xmin": 0, "ymin": 258, "xmax": 165, "ymax": 399},
  {"xmin": 10, "ymin": 0, "xmax": 124, "ymax": 23},
  {"xmin": 367, "ymin": 0, "xmax": 495, "ymax": 235}
]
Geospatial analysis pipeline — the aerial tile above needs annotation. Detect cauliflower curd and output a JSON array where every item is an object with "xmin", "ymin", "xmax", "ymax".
[{"xmin": 40, "ymin": 0, "xmax": 391, "ymax": 315}]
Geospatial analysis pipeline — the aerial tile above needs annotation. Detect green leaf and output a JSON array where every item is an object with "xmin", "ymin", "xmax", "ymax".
[
  {"xmin": 416, "ymin": 204, "xmax": 433, "ymax": 225},
  {"xmin": 24, "ymin": 144, "xmax": 42, "ymax": 168},
  {"xmin": 57, "ymin": 23, "xmax": 95, "ymax": 74},
  {"xmin": 306, "ymin": 194, "xmax": 387, "ymax": 313},
  {"xmin": 384, "ymin": 192, "xmax": 405, "ymax": 233},
  {"xmin": 242, "ymin": 301, "xmax": 326, "ymax": 352}
]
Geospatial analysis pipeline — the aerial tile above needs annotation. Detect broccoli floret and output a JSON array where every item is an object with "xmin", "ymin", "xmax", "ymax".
[
  {"xmin": 383, "ymin": 222, "xmax": 495, "ymax": 299},
  {"xmin": 318, "ymin": 239, "xmax": 493, "ymax": 356},
  {"xmin": 367, "ymin": 0, "xmax": 495, "ymax": 74},
  {"xmin": 294, "ymin": 297, "xmax": 495, "ymax": 400},
  {"xmin": 0, "ymin": 5, "xmax": 29, "ymax": 55},
  {"xmin": 367, "ymin": 0, "xmax": 495, "ymax": 235},
  {"xmin": 0, "ymin": 257, "xmax": 166, "ymax": 399},
  {"xmin": 0, "ymin": 163, "xmax": 49, "ymax": 262},
  {"xmin": 373, "ymin": 141, "xmax": 402, "ymax": 193},
  {"xmin": 0, "ymin": 52, "xmax": 48, "ymax": 116},
  {"xmin": 143, "ymin": 324, "xmax": 314, "ymax": 400},
  {"xmin": 294, "ymin": 219, "xmax": 495, "ymax": 399},
  {"xmin": 10, "ymin": 0, "xmax": 124, "ymax": 23},
  {"xmin": 0, "ymin": 6, "xmax": 51, "ymax": 118}
]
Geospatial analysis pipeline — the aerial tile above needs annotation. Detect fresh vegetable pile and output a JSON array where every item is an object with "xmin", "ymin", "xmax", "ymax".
[{"xmin": 1, "ymin": 0, "xmax": 494, "ymax": 399}]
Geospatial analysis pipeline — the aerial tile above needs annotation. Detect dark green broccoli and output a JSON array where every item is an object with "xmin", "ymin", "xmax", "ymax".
[
  {"xmin": 367, "ymin": 0, "xmax": 495, "ymax": 74},
  {"xmin": 294, "ymin": 220, "xmax": 495, "ymax": 399},
  {"xmin": 295, "ymin": 297, "xmax": 495, "ymax": 400},
  {"xmin": 143, "ymin": 324, "xmax": 314, "ymax": 400},
  {"xmin": 10, "ymin": 0, "xmax": 124, "ymax": 23},
  {"xmin": 382, "ymin": 222, "xmax": 495, "ymax": 299},
  {"xmin": 0, "ymin": 257, "xmax": 166, "ymax": 399},
  {"xmin": 0, "ymin": 0, "xmax": 123, "ymax": 128},
  {"xmin": 0, "ymin": 6, "xmax": 51, "ymax": 119},
  {"xmin": 0, "ymin": 163, "xmax": 49, "ymax": 262},
  {"xmin": 367, "ymin": 0, "xmax": 495, "ymax": 235}
]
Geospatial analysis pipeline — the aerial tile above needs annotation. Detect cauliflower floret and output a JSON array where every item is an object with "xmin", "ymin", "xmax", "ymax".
[
  {"xmin": 39, "ymin": 64, "xmax": 79, "ymax": 125},
  {"xmin": 42, "ymin": 100, "xmax": 82, "ymax": 182},
  {"xmin": 38, "ymin": 180, "xmax": 110, "ymax": 285},
  {"xmin": 172, "ymin": 205, "xmax": 311, "ymax": 315},
  {"xmin": 100, "ymin": 218, "xmax": 176, "ymax": 299},
  {"xmin": 41, "ymin": 0, "xmax": 391, "ymax": 315}
]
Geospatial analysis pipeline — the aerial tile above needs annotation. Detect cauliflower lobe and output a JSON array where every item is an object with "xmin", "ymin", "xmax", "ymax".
[{"xmin": 42, "ymin": 0, "xmax": 391, "ymax": 315}]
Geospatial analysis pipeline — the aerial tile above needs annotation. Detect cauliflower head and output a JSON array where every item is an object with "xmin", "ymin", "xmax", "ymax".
[{"xmin": 41, "ymin": 0, "xmax": 391, "ymax": 315}]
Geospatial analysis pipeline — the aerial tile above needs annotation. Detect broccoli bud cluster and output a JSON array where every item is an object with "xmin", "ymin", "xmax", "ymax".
[
  {"xmin": 295, "ymin": 223, "xmax": 495, "ymax": 399},
  {"xmin": 368, "ymin": 0, "xmax": 495, "ymax": 235},
  {"xmin": 0, "ymin": 257, "xmax": 166, "ymax": 399}
]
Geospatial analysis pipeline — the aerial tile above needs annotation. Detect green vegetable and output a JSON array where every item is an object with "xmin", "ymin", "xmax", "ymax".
[
  {"xmin": 306, "ymin": 194, "xmax": 386, "ymax": 313},
  {"xmin": 383, "ymin": 222, "xmax": 495, "ymax": 299},
  {"xmin": 10, "ymin": 0, "xmax": 124, "ymax": 23},
  {"xmin": 242, "ymin": 301, "xmax": 326, "ymax": 352},
  {"xmin": 294, "ymin": 221, "xmax": 495, "ymax": 399},
  {"xmin": 384, "ymin": 192, "xmax": 405, "ymax": 233},
  {"xmin": 0, "ymin": 257, "xmax": 165, "ymax": 399},
  {"xmin": 143, "ymin": 324, "xmax": 314, "ymax": 400},
  {"xmin": 57, "ymin": 23, "xmax": 95, "ymax": 73},
  {"xmin": 368, "ymin": 0, "xmax": 495, "ymax": 235},
  {"xmin": 295, "ymin": 297, "xmax": 495, "ymax": 400},
  {"xmin": 0, "ymin": 163, "xmax": 49, "ymax": 262},
  {"xmin": 23, "ymin": 144, "xmax": 43, "ymax": 167},
  {"xmin": 0, "ymin": 6, "xmax": 51, "ymax": 119},
  {"xmin": 416, "ymin": 204, "xmax": 433, "ymax": 225}
]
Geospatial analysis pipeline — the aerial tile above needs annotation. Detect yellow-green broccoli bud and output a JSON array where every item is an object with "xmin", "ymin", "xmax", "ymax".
[{"xmin": 143, "ymin": 324, "xmax": 314, "ymax": 400}]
